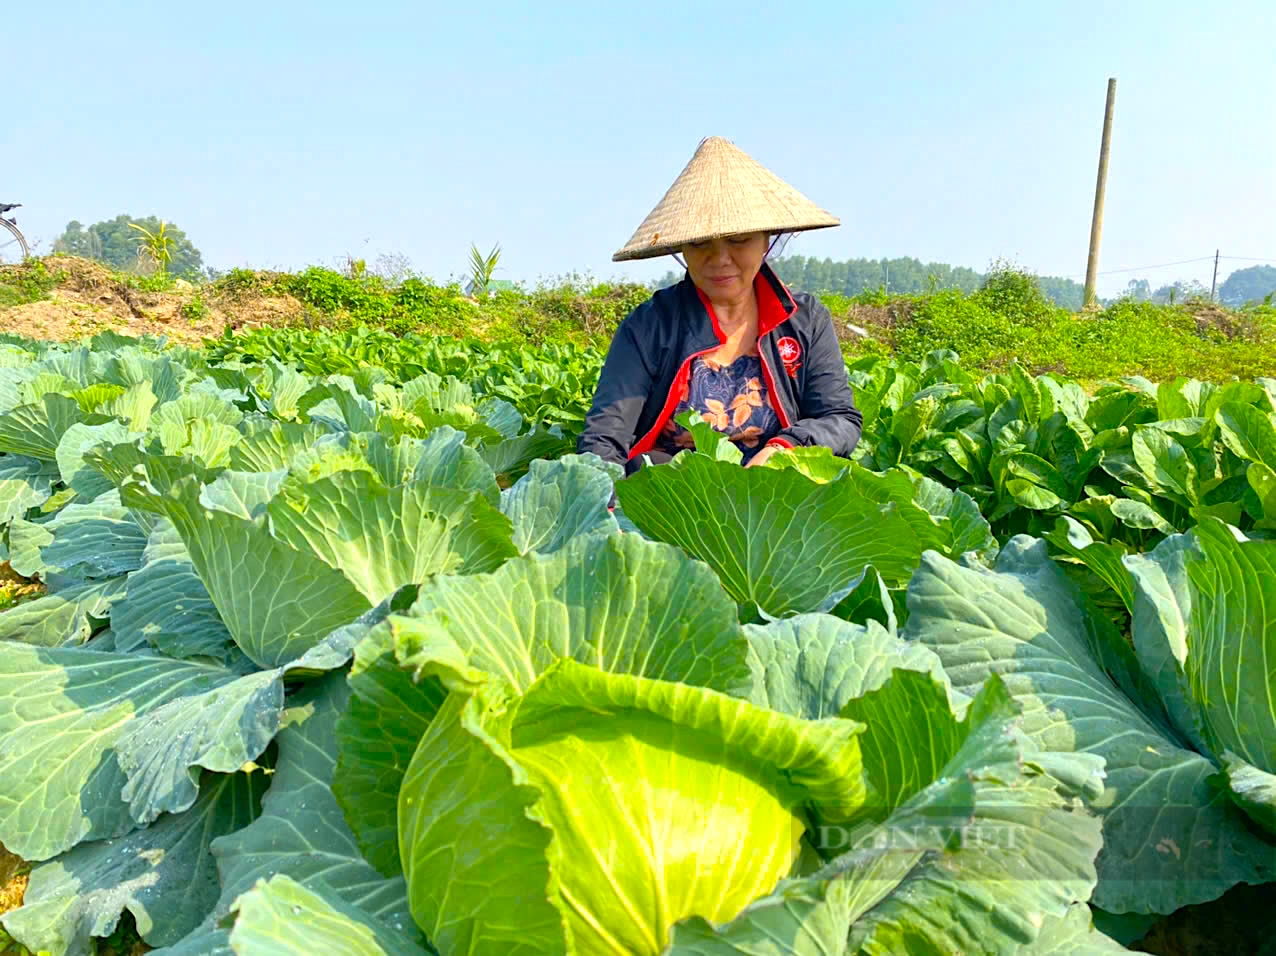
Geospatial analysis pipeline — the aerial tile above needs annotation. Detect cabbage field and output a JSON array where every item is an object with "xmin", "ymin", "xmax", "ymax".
[{"xmin": 1, "ymin": 327, "xmax": 1275, "ymax": 955}]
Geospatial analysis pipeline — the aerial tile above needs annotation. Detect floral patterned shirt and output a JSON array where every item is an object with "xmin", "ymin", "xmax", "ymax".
[{"xmin": 654, "ymin": 353, "xmax": 782, "ymax": 464}]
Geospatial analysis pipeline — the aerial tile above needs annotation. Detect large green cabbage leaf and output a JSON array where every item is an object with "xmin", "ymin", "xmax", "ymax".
[
  {"xmin": 0, "ymin": 643, "xmax": 278, "ymax": 861},
  {"xmin": 742, "ymin": 613, "xmax": 960, "ymax": 721},
  {"xmin": 396, "ymin": 658, "xmax": 868, "ymax": 956},
  {"xmin": 150, "ymin": 673, "xmax": 424, "ymax": 956},
  {"xmin": 107, "ymin": 518, "xmax": 236, "ymax": 661},
  {"xmin": 499, "ymin": 456, "xmax": 618, "ymax": 555},
  {"xmin": 614, "ymin": 453, "xmax": 930, "ymax": 617},
  {"xmin": 1, "ymin": 768, "xmax": 267, "ymax": 956},
  {"xmin": 1125, "ymin": 517, "xmax": 1276, "ymax": 836},
  {"xmin": 665, "ymin": 670, "xmax": 1108, "ymax": 955},
  {"xmin": 0, "ymin": 453, "xmax": 55, "ymax": 522},
  {"xmin": 335, "ymin": 531, "xmax": 749, "ymax": 877},
  {"xmin": 119, "ymin": 470, "xmax": 372, "ymax": 668},
  {"xmin": 226, "ymin": 875, "xmax": 428, "ymax": 956},
  {"xmin": 902, "ymin": 537, "xmax": 1276, "ymax": 914}
]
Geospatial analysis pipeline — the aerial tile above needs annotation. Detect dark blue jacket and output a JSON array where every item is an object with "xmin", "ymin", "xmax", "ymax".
[{"xmin": 577, "ymin": 262, "xmax": 863, "ymax": 474}]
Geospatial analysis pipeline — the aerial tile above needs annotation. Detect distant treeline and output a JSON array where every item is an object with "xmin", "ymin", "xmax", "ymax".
[
  {"xmin": 654, "ymin": 257, "xmax": 1276, "ymax": 310},
  {"xmin": 654, "ymin": 255, "xmax": 1089, "ymax": 309}
]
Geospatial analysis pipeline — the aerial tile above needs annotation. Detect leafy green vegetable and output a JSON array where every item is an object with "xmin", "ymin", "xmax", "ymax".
[
  {"xmin": 668, "ymin": 671, "xmax": 1104, "ymax": 956},
  {"xmin": 0, "ymin": 643, "xmax": 275, "ymax": 860},
  {"xmin": 226, "ymin": 875, "xmax": 428, "ymax": 956},
  {"xmin": 903, "ymin": 538, "xmax": 1276, "ymax": 914},
  {"xmin": 1, "ymin": 768, "xmax": 267, "ymax": 956},
  {"xmin": 396, "ymin": 657, "xmax": 867, "ymax": 955},
  {"xmin": 5, "ymin": 327, "xmax": 1275, "ymax": 954},
  {"xmin": 616, "ymin": 454, "xmax": 930, "ymax": 618}
]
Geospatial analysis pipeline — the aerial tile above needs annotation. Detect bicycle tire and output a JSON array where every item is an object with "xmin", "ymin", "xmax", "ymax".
[{"xmin": 0, "ymin": 217, "xmax": 29, "ymax": 264}]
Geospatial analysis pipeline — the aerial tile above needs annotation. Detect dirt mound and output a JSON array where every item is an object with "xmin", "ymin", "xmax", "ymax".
[
  {"xmin": 1187, "ymin": 302, "xmax": 1260, "ymax": 341},
  {"xmin": 1, "ymin": 256, "xmax": 306, "ymax": 346},
  {"xmin": 821, "ymin": 301, "xmax": 917, "ymax": 345},
  {"xmin": 845, "ymin": 301, "xmax": 917, "ymax": 332}
]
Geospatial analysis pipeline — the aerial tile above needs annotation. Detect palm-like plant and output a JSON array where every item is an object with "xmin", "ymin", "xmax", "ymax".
[
  {"xmin": 128, "ymin": 220, "xmax": 175, "ymax": 274},
  {"xmin": 468, "ymin": 242, "xmax": 501, "ymax": 298}
]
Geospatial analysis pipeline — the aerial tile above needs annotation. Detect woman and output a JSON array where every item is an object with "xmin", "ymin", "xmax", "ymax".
[{"xmin": 577, "ymin": 135, "xmax": 863, "ymax": 474}]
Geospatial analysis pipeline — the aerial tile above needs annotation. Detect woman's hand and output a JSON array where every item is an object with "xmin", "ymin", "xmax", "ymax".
[{"xmin": 744, "ymin": 444, "xmax": 783, "ymax": 468}]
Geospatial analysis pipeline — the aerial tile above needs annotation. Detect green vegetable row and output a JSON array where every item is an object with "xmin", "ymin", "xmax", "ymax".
[{"xmin": 1, "ymin": 329, "xmax": 1274, "ymax": 954}]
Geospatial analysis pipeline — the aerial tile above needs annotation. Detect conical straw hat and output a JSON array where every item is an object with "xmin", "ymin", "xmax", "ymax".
[{"xmin": 611, "ymin": 136, "xmax": 839, "ymax": 262}]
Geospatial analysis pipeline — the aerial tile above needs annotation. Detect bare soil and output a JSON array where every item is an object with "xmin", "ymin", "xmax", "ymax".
[
  {"xmin": 0, "ymin": 843, "xmax": 28, "ymax": 950},
  {"xmin": 0, "ymin": 845, "xmax": 25, "ymax": 911},
  {"xmin": 1, "ymin": 256, "xmax": 306, "ymax": 347},
  {"xmin": 0, "ymin": 563, "xmax": 42, "ymax": 608}
]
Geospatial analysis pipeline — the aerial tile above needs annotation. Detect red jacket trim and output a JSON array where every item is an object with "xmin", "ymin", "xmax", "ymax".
[
  {"xmin": 627, "ymin": 344, "xmax": 716, "ymax": 459},
  {"xmin": 755, "ymin": 269, "xmax": 798, "ymax": 336},
  {"xmin": 756, "ymin": 349, "xmax": 793, "ymax": 429}
]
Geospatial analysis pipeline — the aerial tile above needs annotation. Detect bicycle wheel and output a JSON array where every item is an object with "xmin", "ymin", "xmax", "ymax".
[{"xmin": 0, "ymin": 218, "xmax": 29, "ymax": 264}]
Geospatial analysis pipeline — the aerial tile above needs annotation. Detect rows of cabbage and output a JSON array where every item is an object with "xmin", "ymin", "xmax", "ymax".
[
  {"xmin": 0, "ymin": 332, "xmax": 1273, "ymax": 953},
  {"xmin": 44, "ymin": 322, "xmax": 1276, "ymax": 588},
  {"xmin": 849, "ymin": 348, "xmax": 1276, "ymax": 621},
  {"xmin": 197, "ymin": 325, "xmax": 605, "ymax": 445},
  {"xmin": 202, "ymin": 322, "xmax": 1276, "ymax": 613}
]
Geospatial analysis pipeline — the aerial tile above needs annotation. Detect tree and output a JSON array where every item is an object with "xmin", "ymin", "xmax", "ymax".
[
  {"xmin": 1150, "ymin": 280, "xmax": 1209, "ymax": 305},
  {"xmin": 1033, "ymin": 276, "xmax": 1085, "ymax": 311},
  {"xmin": 52, "ymin": 214, "xmax": 204, "ymax": 278},
  {"xmin": 1122, "ymin": 278, "xmax": 1151, "ymax": 302},
  {"xmin": 1219, "ymin": 265, "xmax": 1276, "ymax": 307}
]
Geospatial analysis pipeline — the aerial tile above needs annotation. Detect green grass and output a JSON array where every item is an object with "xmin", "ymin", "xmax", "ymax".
[
  {"xmin": 109, "ymin": 269, "xmax": 180, "ymax": 293},
  {"xmin": 178, "ymin": 293, "xmax": 209, "ymax": 322},
  {"xmin": 206, "ymin": 264, "xmax": 653, "ymax": 348},
  {"xmin": 212, "ymin": 260, "xmax": 1275, "ymax": 385},
  {"xmin": 831, "ymin": 267, "xmax": 1276, "ymax": 384},
  {"xmin": 0, "ymin": 260, "xmax": 65, "ymax": 308}
]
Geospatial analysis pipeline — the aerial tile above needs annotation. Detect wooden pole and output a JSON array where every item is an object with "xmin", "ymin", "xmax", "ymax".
[
  {"xmin": 1083, "ymin": 78, "xmax": 1117, "ymax": 309},
  {"xmin": 1210, "ymin": 249, "xmax": 1220, "ymax": 301}
]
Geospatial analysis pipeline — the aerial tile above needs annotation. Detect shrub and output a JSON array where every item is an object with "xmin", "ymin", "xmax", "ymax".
[{"xmin": 0, "ymin": 259, "xmax": 65, "ymax": 308}]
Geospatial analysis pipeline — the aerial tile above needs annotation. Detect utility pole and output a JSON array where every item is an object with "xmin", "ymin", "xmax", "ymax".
[
  {"xmin": 1083, "ymin": 78, "xmax": 1117, "ymax": 309},
  {"xmin": 1210, "ymin": 249, "xmax": 1220, "ymax": 301}
]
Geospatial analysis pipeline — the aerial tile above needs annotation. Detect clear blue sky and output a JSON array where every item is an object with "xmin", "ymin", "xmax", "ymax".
[{"xmin": 4, "ymin": 0, "xmax": 1274, "ymax": 297}]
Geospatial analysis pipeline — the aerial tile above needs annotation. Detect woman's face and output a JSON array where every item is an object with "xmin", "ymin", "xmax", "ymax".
[{"xmin": 680, "ymin": 232, "xmax": 769, "ymax": 305}]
